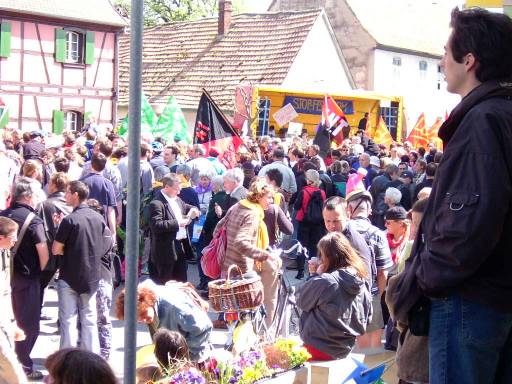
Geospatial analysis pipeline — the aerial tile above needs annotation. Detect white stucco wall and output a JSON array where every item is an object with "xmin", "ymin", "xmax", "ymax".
[
  {"xmin": 372, "ymin": 48, "xmax": 459, "ymax": 130},
  {"xmin": 281, "ymin": 14, "xmax": 353, "ymax": 93}
]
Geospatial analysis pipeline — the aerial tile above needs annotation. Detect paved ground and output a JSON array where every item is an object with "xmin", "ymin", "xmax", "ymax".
[{"xmin": 30, "ymin": 263, "xmax": 397, "ymax": 383}]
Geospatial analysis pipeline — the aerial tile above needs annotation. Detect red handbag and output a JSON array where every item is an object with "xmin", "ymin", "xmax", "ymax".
[{"xmin": 201, "ymin": 226, "xmax": 226, "ymax": 279}]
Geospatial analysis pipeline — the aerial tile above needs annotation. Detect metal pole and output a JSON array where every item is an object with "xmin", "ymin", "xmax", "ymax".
[{"xmin": 124, "ymin": 0, "xmax": 143, "ymax": 382}]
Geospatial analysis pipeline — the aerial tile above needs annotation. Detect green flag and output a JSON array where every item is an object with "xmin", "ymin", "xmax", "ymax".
[
  {"xmin": 118, "ymin": 93, "xmax": 158, "ymax": 138},
  {"xmin": 154, "ymin": 96, "xmax": 190, "ymax": 143},
  {"xmin": 0, "ymin": 98, "xmax": 8, "ymax": 129}
]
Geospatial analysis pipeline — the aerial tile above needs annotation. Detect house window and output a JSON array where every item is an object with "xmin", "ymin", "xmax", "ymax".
[
  {"xmin": 64, "ymin": 111, "xmax": 81, "ymax": 131},
  {"xmin": 392, "ymin": 57, "xmax": 402, "ymax": 66},
  {"xmin": 55, "ymin": 29, "xmax": 94, "ymax": 65},
  {"xmin": 419, "ymin": 60, "xmax": 428, "ymax": 71},
  {"xmin": 380, "ymin": 101, "xmax": 400, "ymax": 139},
  {"xmin": 257, "ymin": 97, "xmax": 271, "ymax": 136},
  {"xmin": 65, "ymin": 31, "xmax": 82, "ymax": 63}
]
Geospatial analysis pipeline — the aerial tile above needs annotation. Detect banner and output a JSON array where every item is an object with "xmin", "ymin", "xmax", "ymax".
[
  {"xmin": 282, "ymin": 96, "xmax": 354, "ymax": 115},
  {"xmin": 194, "ymin": 89, "xmax": 243, "ymax": 169},
  {"xmin": 118, "ymin": 93, "xmax": 158, "ymax": 139},
  {"xmin": 406, "ymin": 113, "xmax": 429, "ymax": 148},
  {"xmin": 154, "ymin": 96, "xmax": 190, "ymax": 143},
  {"xmin": 321, "ymin": 94, "xmax": 349, "ymax": 145},
  {"xmin": 428, "ymin": 117, "xmax": 444, "ymax": 150},
  {"xmin": 373, "ymin": 116, "xmax": 394, "ymax": 148},
  {"xmin": 272, "ymin": 103, "xmax": 298, "ymax": 127}
]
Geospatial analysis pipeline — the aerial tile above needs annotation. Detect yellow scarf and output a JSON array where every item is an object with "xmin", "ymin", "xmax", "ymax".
[
  {"xmin": 178, "ymin": 174, "xmax": 191, "ymax": 188},
  {"xmin": 239, "ymin": 199, "xmax": 269, "ymax": 251}
]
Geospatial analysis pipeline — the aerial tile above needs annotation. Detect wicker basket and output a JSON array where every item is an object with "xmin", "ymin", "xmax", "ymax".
[{"xmin": 208, "ymin": 265, "xmax": 264, "ymax": 312}]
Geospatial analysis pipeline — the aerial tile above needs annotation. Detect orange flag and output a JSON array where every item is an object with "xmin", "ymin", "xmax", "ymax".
[
  {"xmin": 373, "ymin": 116, "xmax": 394, "ymax": 148},
  {"xmin": 406, "ymin": 113, "xmax": 429, "ymax": 149},
  {"xmin": 428, "ymin": 117, "xmax": 444, "ymax": 150},
  {"xmin": 364, "ymin": 111, "xmax": 374, "ymax": 137}
]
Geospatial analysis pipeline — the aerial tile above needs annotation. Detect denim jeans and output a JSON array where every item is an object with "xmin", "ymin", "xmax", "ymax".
[
  {"xmin": 429, "ymin": 295, "xmax": 512, "ymax": 384},
  {"xmin": 96, "ymin": 279, "xmax": 112, "ymax": 359},
  {"xmin": 57, "ymin": 279, "xmax": 99, "ymax": 353}
]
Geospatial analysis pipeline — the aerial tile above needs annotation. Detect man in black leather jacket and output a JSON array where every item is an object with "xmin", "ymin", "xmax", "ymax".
[{"xmin": 391, "ymin": 7, "xmax": 512, "ymax": 383}]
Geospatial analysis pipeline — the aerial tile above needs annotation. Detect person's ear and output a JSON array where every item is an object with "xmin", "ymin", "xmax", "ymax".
[{"xmin": 465, "ymin": 53, "xmax": 477, "ymax": 72}]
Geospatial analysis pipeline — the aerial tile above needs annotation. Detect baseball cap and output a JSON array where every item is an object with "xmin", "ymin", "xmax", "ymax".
[{"xmin": 400, "ymin": 170, "xmax": 414, "ymax": 180}]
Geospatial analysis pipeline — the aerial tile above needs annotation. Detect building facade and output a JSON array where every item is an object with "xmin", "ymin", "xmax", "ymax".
[{"xmin": 0, "ymin": 0, "xmax": 126, "ymax": 132}]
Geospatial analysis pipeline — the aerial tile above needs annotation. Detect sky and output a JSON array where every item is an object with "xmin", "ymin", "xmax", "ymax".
[{"xmin": 245, "ymin": 0, "xmax": 273, "ymax": 12}]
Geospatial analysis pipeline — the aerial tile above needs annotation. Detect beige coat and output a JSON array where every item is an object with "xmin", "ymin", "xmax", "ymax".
[{"xmin": 215, "ymin": 203, "xmax": 267, "ymax": 274}]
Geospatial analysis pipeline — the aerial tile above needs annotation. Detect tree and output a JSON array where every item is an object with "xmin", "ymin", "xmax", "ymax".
[{"xmin": 114, "ymin": 0, "xmax": 250, "ymax": 26}]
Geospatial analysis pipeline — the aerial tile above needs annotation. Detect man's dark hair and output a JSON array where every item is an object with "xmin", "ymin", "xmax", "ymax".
[
  {"xmin": 165, "ymin": 145, "xmax": 180, "ymax": 156},
  {"xmin": 97, "ymin": 139, "xmax": 113, "ymax": 157},
  {"xmin": 303, "ymin": 161, "xmax": 318, "ymax": 172},
  {"xmin": 68, "ymin": 181, "xmax": 89, "ymax": 201},
  {"xmin": 272, "ymin": 148, "xmax": 285, "ymax": 159},
  {"xmin": 450, "ymin": 7, "xmax": 512, "ymax": 82},
  {"xmin": 112, "ymin": 147, "xmax": 128, "ymax": 159},
  {"xmin": 91, "ymin": 153, "xmax": 107, "ymax": 172},
  {"xmin": 291, "ymin": 148, "xmax": 304, "ymax": 159},
  {"xmin": 385, "ymin": 164, "xmax": 399, "ymax": 176},
  {"xmin": 54, "ymin": 157, "xmax": 70, "ymax": 173},
  {"xmin": 434, "ymin": 151, "xmax": 444, "ymax": 163},
  {"xmin": 323, "ymin": 196, "xmax": 346, "ymax": 211},
  {"xmin": 418, "ymin": 147, "xmax": 426, "ymax": 157},
  {"xmin": 266, "ymin": 168, "xmax": 283, "ymax": 188},
  {"xmin": 426, "ymin": 162, "xmax": 437, "ymax": 177},
  {"xmin": 416, "ymin": 158, "xmax": 427, "ymax": 170},
  {"xmin": 331, "ymin": 149, "xmax": 342, "ymax": 158}
]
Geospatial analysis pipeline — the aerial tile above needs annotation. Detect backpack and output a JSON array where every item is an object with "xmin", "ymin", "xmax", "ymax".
[
  {"xmin": 139, "ymin": 188, "xmax": 158, "ymax": 231},
  {"xmin": 359, "ymin": 224, "xmax": 380, "ymax": 295},
  {"xmin": 302, "ymin": 190, "xmax": 324, "ymax": 225}
]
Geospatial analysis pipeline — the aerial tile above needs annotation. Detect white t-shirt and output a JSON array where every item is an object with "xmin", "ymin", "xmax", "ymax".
[{"xmin": 161, "ymin": 192, "xmax": 187, "ymax": 240}]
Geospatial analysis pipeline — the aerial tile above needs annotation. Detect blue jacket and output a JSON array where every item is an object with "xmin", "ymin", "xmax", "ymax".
[{"xmin": 152, "ymin": 283, "xmax": 212, "ymax": 361}]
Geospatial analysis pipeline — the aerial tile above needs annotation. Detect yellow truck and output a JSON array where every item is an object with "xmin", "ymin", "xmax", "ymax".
[{"xmin": 234, "ymin": 86, "xmax": 405, "ymax": 142}]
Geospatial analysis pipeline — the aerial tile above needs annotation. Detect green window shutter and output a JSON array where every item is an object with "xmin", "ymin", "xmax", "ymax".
[
  {"xmin": 85, "ymin": 31, "xmax": 95, "ymax": 65},
  {"xmin": 0, "ymin": 22, "xmax": 11, "ymax": 58},
  {"xmin": 53, "ymin": 110, "xmax": 65, "ymax": 134},
  {"xmin": 55, "ymin": 29, "xmax": 66, "ymax": 63}
]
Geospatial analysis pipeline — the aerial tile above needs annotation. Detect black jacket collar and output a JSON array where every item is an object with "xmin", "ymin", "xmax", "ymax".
[{"xmin": 439, "ymin": 79, "xmax": 512, "ymax": 144}]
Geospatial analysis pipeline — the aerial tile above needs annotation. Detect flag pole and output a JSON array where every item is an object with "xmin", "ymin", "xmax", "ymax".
[{"xmin": 124, "ymin": 0, "xmax": 143, "ymax": 382}]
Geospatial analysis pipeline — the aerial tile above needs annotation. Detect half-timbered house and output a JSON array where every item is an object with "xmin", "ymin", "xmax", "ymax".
[{"xmin": 0, "ymin": 0, "xmax": 126, "ymax": 133}]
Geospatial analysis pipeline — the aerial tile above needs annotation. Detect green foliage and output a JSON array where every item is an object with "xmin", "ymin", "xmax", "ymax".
[{"xmin": 113, "ymin": 0, "xmax": 251, "ymax": 26}]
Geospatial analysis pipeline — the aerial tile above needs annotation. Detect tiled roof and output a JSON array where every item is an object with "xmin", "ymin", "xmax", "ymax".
[
  {"xmin": 118, "ymin": 9, "xmax": 322, "ymax": 110},
  {"xmin": 0, "ymin": 0, "xmax": 127, "ymax": 27},
  {"xmin": 346, "ymin": 0, "xmax": 454, "ymax": 57}
]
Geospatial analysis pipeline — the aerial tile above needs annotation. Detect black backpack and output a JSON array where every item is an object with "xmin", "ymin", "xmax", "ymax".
[{"xmin": 303, "ymin": 190, "xmax": 324, "ymax": 225}]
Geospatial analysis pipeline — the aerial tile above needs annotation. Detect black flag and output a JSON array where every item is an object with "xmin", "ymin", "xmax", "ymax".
[{"xmin": 194, "ymin": 89, "xmax": 242, "ymax": 168}]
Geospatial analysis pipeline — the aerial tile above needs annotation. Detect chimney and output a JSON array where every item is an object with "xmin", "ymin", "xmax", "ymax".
[{"xmin": 218, "ymin": 0, "xmax": 232, "ymax": 37}]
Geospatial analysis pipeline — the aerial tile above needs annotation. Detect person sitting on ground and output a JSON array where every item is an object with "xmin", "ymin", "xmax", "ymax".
[
  {"xmin": 45, "ymin": 348, "xmax": 117, "ymax": 384},
  {"xmin": 298, "ymin": 232, "xmax": 372, "ymax": 361}
]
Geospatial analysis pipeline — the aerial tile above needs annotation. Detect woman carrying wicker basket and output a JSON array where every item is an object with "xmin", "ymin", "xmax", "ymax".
[{"xmin": 213, "ymin": 177, "xmax": 281, "ymax": 326}]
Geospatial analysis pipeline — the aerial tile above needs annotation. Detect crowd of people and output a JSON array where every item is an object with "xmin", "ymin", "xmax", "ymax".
[{"xmin": 0, "ymin": 6, "xmax": 511, "ymax": 384}]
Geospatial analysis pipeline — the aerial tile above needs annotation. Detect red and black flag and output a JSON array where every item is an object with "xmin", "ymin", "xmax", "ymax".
[{"xmin": 194, "ymin": 89, "xmax": 243, "ymax": 168}]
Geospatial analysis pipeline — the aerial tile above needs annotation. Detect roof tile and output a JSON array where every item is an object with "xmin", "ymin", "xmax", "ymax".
[{"xmin": 118, "ymin": 9, "xmax": 321, "ymax": 110}]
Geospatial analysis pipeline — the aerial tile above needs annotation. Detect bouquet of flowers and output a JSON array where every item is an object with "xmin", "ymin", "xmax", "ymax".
[
  {"xmin": 211, "ymin": 351, "xmax": 271, "ymax": 384},
  {"xmin": 263, "ymin": 339, "xmax": 311, "ymax": 372}
]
